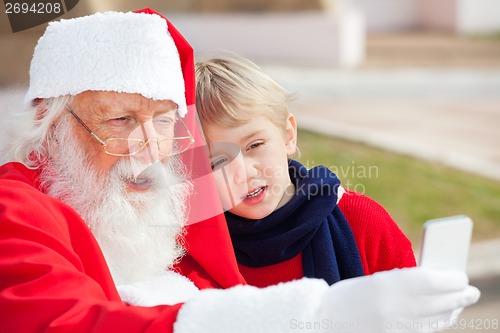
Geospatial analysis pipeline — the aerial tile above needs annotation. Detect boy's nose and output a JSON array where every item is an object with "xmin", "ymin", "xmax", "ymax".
[{"xmin": 234, "ymin": 157, "xmax": 258, "ymax": 184}]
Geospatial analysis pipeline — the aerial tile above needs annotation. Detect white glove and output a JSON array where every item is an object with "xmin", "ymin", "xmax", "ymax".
[
  {"xmin": 174, "ymin": 278, "xmax": 328, "ymax": 333},
  {"xmin": 173, "ymin": 267, "xmax": 480, "ymax": 333},
  {"xmin": 318, "ymin": 267, "xmax": 481, "ymax": 333}
]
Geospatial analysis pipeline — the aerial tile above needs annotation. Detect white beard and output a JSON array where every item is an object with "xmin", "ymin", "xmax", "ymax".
[{"xmin": 40, "ymin": 117, "xmax": 191, "ymax": 285}]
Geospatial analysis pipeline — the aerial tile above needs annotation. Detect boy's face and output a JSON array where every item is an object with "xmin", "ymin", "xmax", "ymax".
[{"xmin": 207, "ymin": 115, "xmax": 297, "ymax": 220}]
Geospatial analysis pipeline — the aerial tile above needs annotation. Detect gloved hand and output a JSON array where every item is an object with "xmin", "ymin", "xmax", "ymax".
[
  {"xmin": 173, "ymin": 267, "xmax": 480, "ymax": 333},
  {"xmin": 317, "ymin": 267, "xmax": 481, "ymax": 333}
]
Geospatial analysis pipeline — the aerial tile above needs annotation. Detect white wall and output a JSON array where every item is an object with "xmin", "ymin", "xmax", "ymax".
[
  {"xmin": 458, "ymin": 0, "xmax": 500, "ymax": 34},
  {"xmin": 350, "ymin": 0, "xmax": 417, "ymax": 32},
  {"xmin": 168, "ymin": 10, "xmax": 365, "ymax": 67},
  {"xmin": 351, "ymin": 0, "xmax": 500, "ymax": 34}
]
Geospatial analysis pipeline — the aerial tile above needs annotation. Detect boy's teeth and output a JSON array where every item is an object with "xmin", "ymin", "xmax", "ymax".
[{"xmin": 246, "ymin": 187, "xmax": 263, "ymax": 198}]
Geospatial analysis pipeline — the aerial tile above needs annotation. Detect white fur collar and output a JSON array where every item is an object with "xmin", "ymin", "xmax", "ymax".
[{"xmin": 116, "ymin": 270, "xmax": 199, "ymax": 306}]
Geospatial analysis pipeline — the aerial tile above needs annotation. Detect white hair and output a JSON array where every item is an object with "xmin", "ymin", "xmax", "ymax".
[{"xmin": 1, "ymin": 95, "xmax": 72, "ymax": 167}]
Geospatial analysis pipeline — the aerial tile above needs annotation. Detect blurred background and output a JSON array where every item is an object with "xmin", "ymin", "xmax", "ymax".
[{"xmin": 1, "ymin": 0, "xmax": 499, "ymax": 329}]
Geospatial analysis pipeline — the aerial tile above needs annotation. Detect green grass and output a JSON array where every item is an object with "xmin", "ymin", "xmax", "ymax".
[
  {"xmin": 296, "ymin": 129, "xmax": 500, "ymax": 246},
  {"xmin": 469, "ymin": 32, "xmax": 500, "ymax": 41}
]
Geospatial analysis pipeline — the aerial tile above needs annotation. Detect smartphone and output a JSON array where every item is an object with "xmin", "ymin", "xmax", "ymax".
[{"xmin": 418, "ymin": 215, "xmax": 473, "ymax": 271}]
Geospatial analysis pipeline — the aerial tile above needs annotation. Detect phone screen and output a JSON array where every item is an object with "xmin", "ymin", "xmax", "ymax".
[{"xmin": 418, "ymin": 215, "xmax": 473, "ymax": 271}]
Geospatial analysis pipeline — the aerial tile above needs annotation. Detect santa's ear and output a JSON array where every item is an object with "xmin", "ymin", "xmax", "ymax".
[
  {"xmin": 34, "ymin": 98, "xmax": 49, "ymax": 121},
  {"xmin": 285, "ymin": 113, "xmax": 297, "ymax": 156}
]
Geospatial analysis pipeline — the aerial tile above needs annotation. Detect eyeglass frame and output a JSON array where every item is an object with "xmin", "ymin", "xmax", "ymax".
[{"xmin": 65, "ymin": 105, "xmax": 194, "ymax": 157}]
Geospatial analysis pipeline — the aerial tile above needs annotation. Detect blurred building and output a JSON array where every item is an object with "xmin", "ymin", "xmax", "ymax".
[
  {"xmin": 352, "ymin": 0, "xmax": 500, "ymax": 34},
  {"xmin": 1, "ymin": 0, "xmax": 500, "ymax": 86}
]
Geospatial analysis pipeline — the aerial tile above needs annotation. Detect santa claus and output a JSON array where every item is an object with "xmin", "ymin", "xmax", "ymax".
[{"xmin": 0, "ymin": 8, "xmax": 479, "ymax": 333}]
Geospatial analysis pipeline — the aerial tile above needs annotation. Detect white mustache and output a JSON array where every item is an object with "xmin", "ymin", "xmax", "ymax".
[{"xmin": 118, "ymin": 159, "xmax": 182, "ymax": 190}]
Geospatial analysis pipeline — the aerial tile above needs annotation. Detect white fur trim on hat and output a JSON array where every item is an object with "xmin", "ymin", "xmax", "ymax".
[{"xmin": 26, "ymin": 11, "xmax": 187, "ymax": 116}]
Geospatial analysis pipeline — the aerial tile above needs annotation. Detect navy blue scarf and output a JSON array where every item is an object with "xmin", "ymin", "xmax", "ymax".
[{"xmin": 225, "ymin": 159, "xmax": 365, "ymax": 285}]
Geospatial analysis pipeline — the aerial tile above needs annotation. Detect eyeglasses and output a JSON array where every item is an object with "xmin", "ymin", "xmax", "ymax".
[{"xmin": 66, "ymin": 106, "xmax": 194, "ymax": 157}]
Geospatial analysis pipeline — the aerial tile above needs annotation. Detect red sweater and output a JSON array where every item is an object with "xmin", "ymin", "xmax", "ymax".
[{"xmin": 238, "ymin": 190, "xmax": 416, "ymax": 287}]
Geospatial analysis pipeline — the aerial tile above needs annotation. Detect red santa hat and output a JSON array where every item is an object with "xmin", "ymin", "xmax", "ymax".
[{"xmin": 26, "ymin": 10, "xmax": 187, "ymax": 116}]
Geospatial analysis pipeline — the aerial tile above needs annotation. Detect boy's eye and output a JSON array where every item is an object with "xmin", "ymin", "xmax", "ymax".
[
  {"xmin": 246, "ymin": 141, "xmax": 263, "ymax": 151},
  {"xmin": 211, "ymin": 156, "xmax": 229, "ymax": 170}
]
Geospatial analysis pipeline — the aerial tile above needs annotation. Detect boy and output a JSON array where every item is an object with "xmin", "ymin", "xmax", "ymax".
[{"xmin": 195, "ymin": 54, "xmax": 416, "ymax": 287}]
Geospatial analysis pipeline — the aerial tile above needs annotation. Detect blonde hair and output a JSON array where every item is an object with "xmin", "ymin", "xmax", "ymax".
[{"xmin": 195, "ymin": 53, "xmax": 292, "ymax": 137}]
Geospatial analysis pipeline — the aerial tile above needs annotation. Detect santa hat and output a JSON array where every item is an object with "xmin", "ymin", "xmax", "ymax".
[{"xmin": 25, "ymin": 11, "xmax": 187, "ymax": 116}]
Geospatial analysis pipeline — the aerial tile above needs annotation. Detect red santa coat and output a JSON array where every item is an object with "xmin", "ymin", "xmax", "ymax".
[
  {"xmin": 0, "ymin": 162, "xmax": 244, "ymax": 332},
  {"xmin": 0, "ymin": 8, "xmax": 245, "ymax": 332}
]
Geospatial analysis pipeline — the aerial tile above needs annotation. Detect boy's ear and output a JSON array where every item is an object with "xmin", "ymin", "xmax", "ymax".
[{"xmin": 285, "ymin": 113, "xmax": 298, "ymax": 156}]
